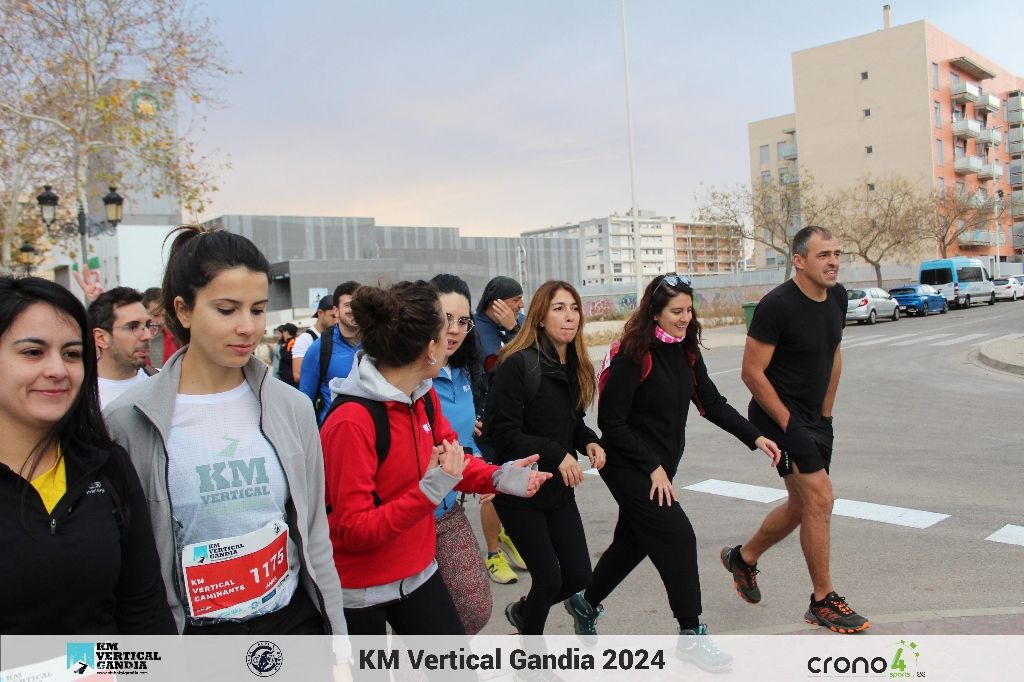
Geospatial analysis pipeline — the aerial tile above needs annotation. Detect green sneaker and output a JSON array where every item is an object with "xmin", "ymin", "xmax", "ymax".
[
  {"xmin": 677, "ymin": 624, "xmax": 732, "ymax": 673},
  {"xmin": 499, "ymin": 529, "xmax": 527, "ymax": 570},
  {"xmin": 562, "ymin": 591, "xmax": 603, "ymax": 636}
]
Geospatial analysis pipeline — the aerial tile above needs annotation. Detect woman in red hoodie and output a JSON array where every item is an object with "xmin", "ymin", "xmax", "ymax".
[{"xmin": 320, "ymin": 280, "xmax": 552, "ymax": 635}]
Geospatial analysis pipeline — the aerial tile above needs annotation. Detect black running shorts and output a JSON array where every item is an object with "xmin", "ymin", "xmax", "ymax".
[{"xmin": 749, "ymin": 405, "xmax": 833, "ymax": 478}]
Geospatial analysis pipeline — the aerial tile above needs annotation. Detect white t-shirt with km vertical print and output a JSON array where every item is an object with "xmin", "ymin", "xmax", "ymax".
[{"xmin": 166, "ymin": 381, "xmax": 299, "ymax": 622}]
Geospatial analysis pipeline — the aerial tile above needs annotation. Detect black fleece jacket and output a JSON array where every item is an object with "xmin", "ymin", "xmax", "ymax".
[
  {"xmin": 0, "ymin": 443, "xmax": 175, "ymax": 634},
  {"xmin": 598, "ymin": 342, "xmax": 761, "ymax": 479},
  {"xmin": 483, "ymin": 346, "xmax": 601, "ymax": 509}
]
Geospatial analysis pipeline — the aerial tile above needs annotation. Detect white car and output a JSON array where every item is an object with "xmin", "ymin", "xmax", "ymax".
[
  {"xmin": 846, "ymin": 287, "xmax": 900, "ymax": 324},
  {"xmin": 993, "ymin": 276, "xmax": 1024, "ymax": 301}
]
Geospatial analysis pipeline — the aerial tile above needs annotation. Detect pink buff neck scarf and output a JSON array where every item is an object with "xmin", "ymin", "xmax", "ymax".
[{"xmin": 654, "ymin": 325, "xmax": 684, "ymax": 344}]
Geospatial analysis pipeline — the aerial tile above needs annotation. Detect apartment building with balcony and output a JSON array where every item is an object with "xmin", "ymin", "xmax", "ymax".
[
  {"xmin": 748, "ymin": 9, "xmax": 1023, "ymax": 268},
  {"xmin": 525, "ymin": 210, "xmax": 742, "ymax": 288}
]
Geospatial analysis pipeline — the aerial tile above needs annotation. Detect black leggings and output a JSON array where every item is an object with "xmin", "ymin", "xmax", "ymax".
[
  {"xmin": 585, "ymin": 465, "xmax": 701, "ymax": 630},
  {"xmin": 343, "ymin": 570, "xmax": 466, "ymax": 635},
  {"xmin": 494, "ymin": 496, "xmax": 592, "ymax": 634}
]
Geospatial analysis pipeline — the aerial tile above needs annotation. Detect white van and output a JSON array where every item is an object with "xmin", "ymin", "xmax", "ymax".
[{"xmin": 919, "ymin": 257, "xmax": 995, "ymax": 309}]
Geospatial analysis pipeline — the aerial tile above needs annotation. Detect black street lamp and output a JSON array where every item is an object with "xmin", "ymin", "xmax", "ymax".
[
  {"xmin": 36, "ymin": 185, "xmax": 125, "ymax": 273},
  {"xmin": 18, "ymin": 241, "xmax": 39, "ymax": 276}
]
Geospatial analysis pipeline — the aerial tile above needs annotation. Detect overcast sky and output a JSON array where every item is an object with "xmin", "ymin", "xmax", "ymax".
[{"xmin": 194, "ymin": 0, "xmax": 1023, "ymax": 236}]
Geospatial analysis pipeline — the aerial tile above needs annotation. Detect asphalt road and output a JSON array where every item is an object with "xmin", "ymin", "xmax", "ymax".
[{"xmin": 472, "ymin": 298, "xmax": 1024, "ymax": 635}]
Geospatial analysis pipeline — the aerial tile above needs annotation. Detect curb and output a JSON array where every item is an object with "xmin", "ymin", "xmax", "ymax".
[
  {"xmin": 977, "ymin": 342, "xmax": 1024, "ymax": 377},
  {"xmin": 724, "ymin": 605, "xmax": 1024, "ymax": 635}
]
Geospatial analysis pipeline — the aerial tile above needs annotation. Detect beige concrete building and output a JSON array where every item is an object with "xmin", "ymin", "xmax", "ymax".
[
  {"xmin": 674, "ymin": 222, "xmax": 744, "ymax": 274},
  {"xmin": 749, "ymin": 9, "xmax": 1023, "ymax": 268}
]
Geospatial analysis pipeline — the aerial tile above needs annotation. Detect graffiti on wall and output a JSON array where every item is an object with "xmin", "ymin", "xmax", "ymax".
[
  {"xmin": 582, "ymin": 285, "xmax": 775, "ymax": 320},
  {"xmin": 581, "ymin": 294, "xmax": 638, "ymax": 320}
]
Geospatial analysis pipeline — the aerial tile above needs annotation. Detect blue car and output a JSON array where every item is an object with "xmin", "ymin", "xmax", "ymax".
[{"xmin": 888, "ymin": 284, "xmax": 948, "ymax": 316}]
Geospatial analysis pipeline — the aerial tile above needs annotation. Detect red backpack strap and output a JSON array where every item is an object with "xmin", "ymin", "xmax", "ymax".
[{"xmin": 639, "ymin": 351, "xmax": 653, "ymax": 382}]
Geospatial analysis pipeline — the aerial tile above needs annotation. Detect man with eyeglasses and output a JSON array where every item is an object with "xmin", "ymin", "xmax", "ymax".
[{"xmin": 88, "ymin": 287, "xmax": 159, "ymax": 409}]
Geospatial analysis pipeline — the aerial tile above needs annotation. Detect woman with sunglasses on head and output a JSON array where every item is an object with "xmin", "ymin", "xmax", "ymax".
[
  {"xmin": 571, "ymin": 274, "xmax": 781, "ymax": 671},
  {"xmin": 428, "ymin": 273, "xmax": 493, "ymax": 634},
  {"xmin": 321, "ymin": 280, "xmax": 551, "ymax": 636},
  {"xmin": 103, "ymin": 226, "xmax": 347, "ymax": 638},
  {"xmin": 0, "ymin": 276, "xmax": 173, "ymax": 634},
  {"xmin": 482, "ymin": 280, "xmax": 606, "ymax": 635}
]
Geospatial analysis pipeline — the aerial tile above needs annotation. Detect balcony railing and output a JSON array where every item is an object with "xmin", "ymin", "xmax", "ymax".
[
  {"xmin": 1013, "ymin": 229, "xmax": 1024, "ymax": 250},
  {"xmin": 1012, "ymin": 191, "xmax": 1024, "ymax": 217},
  {"xmin": 977, "ymin": 128, "xmax": 1002, "ymax": 146},
  {"xmin": 954, "ymin": 155, "xmax": 984, "ymax": 175},
  {"xmin": 780, "ymin": 172, "xmax": 799, "ymax": 186},
  {"xmin": 1008, "ymin": 95, "xmax": 1024, "ymax": 113},
  {"xmin": 975, "ymin": 93, "xmax": 1000, "ymax": 114},
  {"xmin": 779, "ymin": 144, "xmax": 798, "ymax": 160},
  {"xmin": 958, "ymin": 230, "xmax": 1004, "ymax": 246},
  {"xmin": 953, "ymin": 119, "xmax": 982, "ymax": 139},
  {"xmin": 977, "ymin": 164, "xmax": 1003, "ymax": 181},
  {"xmin": 1009, "ymin": 109, "xmax": 1024, "ymax": 124},
  {"xmin": 951, "ymin": 82, "xmax": 981, "ymax": 104}
]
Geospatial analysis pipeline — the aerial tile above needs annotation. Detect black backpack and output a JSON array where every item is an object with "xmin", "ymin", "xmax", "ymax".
[
  {"xmin": 311, "ymin": 327, "xmax": 335, "ymax": 420},
  {"xmin": 321, "ymin": 393, "xmax": 436, "ymax": 507}
]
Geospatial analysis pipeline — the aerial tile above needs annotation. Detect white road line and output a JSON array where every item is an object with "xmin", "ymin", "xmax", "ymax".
[
  {"xmin": 971, "ymin": 333, "xmax": 1024, "ymax": 346},
  {"xmin": 986, "ymin": 525, "xmax": 1024, "ymax": 547},
  {"xmin": 931, "ymin": 333, "xmax": 989, "ymax": 346},
  {"xmin": 684, "ymin": 479, "xmax": 950, "ymax": 529},
  {"xmin": 831, "ymin": 499, "xmax": 949, "ymax": 529},
  {"xmin": 839, "ymin": 334, "xmax": 884, "ymax": 348},
  {"xmin": 709, "ymin": 367, "xmax": 741, "ymax": 376},
  {"xmin": 683, "ymin": 479, "xmax": 788, "ymax": 503},
  {"xmin": 891, "ymin": 333, "xmax": 953, "ymax": 346},
  {"xmin": 844, "ymin": 332, "xmax": 921, "ymax": 348}
]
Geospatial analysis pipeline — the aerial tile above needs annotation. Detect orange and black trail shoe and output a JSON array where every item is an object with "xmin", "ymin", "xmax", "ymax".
[{"xmin": 804, "ymin": 592, "xmax": 871, "ymax": 634}]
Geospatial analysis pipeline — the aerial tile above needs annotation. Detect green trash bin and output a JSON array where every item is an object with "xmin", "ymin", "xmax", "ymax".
[{"xmin": 742, "ymin": 301, "xmax": 758, "ymax": 331}]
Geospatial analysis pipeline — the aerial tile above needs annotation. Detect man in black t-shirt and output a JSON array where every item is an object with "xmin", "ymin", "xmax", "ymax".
[{"xmin": 720, "ymin": 226, "xmax": 871, "ymax": 634}]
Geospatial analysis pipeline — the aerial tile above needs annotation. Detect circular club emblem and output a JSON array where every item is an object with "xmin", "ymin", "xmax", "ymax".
[{"xmin": 245, "ymin": 641, "xmax": 283, "ymax": 677}]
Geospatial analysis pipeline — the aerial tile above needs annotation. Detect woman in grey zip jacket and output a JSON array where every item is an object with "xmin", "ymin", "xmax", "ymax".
[{"xmin": 104, "ymin": 226, "xmax": 346, "ymax": 637}]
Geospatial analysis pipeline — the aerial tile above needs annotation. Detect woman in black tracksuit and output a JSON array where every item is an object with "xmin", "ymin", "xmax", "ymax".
[
  {"xmin": 577, "ymin": 274, "xmax": 780, "ymax": 669},
  {"xmin": 0, "ymin": 276, "xmax": 173, "ymax": 635},
  {"xmin": 483, "ymin": 280, "xmax": 606, "ymax": 635}
]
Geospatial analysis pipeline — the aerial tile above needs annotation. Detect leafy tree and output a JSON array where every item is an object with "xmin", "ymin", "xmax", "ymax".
[{"xmin": 0, "ymin": 0, "xmax": 231, "ymax": 272}]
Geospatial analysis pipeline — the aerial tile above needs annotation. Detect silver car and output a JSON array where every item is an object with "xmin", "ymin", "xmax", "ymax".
[{"xmin": 846, "ymin": 287, "xmax": 900, "ymax": 324}]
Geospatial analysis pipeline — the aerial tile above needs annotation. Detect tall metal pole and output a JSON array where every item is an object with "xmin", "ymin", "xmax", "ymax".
[
  {"xmin": 77, "ymin": 203, "xmax": 89, "ymax": 274},
  {"xmin": 620, "ymin": 0, "xmax": 644, "ymax": 302}
]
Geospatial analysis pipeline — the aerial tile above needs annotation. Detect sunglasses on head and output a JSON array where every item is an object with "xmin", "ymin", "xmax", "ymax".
[{"xmin": 659, "ymin": 274, "xmax": 692, "ymax": 292}]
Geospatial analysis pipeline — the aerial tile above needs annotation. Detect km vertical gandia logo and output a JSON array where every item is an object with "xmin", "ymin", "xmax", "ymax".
[{"xmin": 807, "ymin": 639, "xmax": 925, "ymax": 678}]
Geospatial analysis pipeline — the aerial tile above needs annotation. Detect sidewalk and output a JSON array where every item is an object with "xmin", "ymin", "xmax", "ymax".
[
  {"xmin": 978, "ymin": 339, "xmax": 1024, "ymax": 376},
  {"xmin": 728, "ymin": 606, "xmax": 1024, "ymax": 636}
]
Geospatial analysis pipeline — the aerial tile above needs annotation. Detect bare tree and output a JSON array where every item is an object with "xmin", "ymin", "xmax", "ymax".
[
  {"xmin": 0, "ymin": 0, "xmax": 231, "ymax": 272},
  {"xmin": 694, "ymin": 171, "xmax": 841, "ymax": 279},
  {"xmin": 922, "ymin": 185, "xmax": 1005, "ymax": 258},
  {"xmin": 834, "ymin": 176, "xmax": 930, "ymax": 287}
]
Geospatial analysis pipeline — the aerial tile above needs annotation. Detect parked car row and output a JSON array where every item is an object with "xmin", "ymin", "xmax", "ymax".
[{"xmin": 846, "ymin": 272, "xmax": 1022, "ymax": 325}]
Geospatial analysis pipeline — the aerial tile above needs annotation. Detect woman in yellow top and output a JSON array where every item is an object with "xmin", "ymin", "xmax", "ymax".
[{"xmin": 0, "ymin": 276, "xmax": 173, "ymax": 634}]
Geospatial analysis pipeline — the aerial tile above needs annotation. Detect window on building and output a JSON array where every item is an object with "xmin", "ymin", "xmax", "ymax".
[
  {"xmin": 935, "ymin": 139, "xmax": 943, "ymax": 165},
  {"xmin": 760, "ymin": 170, "xmax": 772, "ymax": 184},
  {"xmin": 863, "ymin": 108, "xmax": 871, "ymax": 117},
  {"xmin": 937, "ymin": 177, "xmax": 945, "ymax": 198},
  {"xmin": 759, "ymin": 145, "xmax": 770, "ymax": 164},
  {"xmin": 865, "ymin": 145, "xmax": 873, "ymax": 154},
  {"xmin": 955, "ymin": 181, "xmax": 965, "ymax": 196},
  {"xmin": 777, "ymin": 141, "xmax": 786, "ymax": 159},
  {"xmin": 934, "ymin": 102, "xmax": 942, "ymax": 127},
  {"xmin": 861, "ymin": 71, "xmax": 869, "ymax": 80},
  {"xmin": 950, "ymin": 72, "xmax": 960, "ymax": 85},
  {"xmin": 932, "ymin": 63, "xmax": 939, "ymax": 88},
  {"xmin": 978, "ymin": 187, "xmax": 988, "ymax": 201},
  {"xmin": 867, "ymin": 183, "xmax": 876, "ymax": 192}
]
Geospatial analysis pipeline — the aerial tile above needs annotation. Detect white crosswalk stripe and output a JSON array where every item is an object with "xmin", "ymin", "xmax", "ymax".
[
  {"xmin": 844, "ymin": 332, "xmax": 921, "ymax": 348},
  {"xmin": 890, "ymin": 333, "xmax": 952, "ymax": 346},
  {"xmin": 683, "ymin": 479, "xmax": 950, "ymax": 529},
  {"xmin": 986, "ymin": 525, "xmax": 1024, "ymax": 547},
  {"xmin": 970, "ymin": 333, "xmax": 1024, "ymax": 346},
  {"xmin": 839, "ymin": 334, "xmax": 884, "ymax": 348},
  {"xmin": 930, "ymin": 333, "xmax": 989, "ymax": 346}
]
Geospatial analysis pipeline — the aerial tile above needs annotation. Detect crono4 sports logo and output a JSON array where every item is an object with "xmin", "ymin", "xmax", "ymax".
[{"xmin": 808, "ymin": 640, "xmax": 924, "ymax": 678}]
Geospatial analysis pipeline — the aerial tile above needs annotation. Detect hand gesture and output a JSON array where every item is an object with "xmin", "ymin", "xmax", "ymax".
[
  {"xmin": 754, "ymin": 436, "xmax": 783, "ymax": 466},
  {"xmin": 585, "ymin": 442, "xmax": 606, "ymax": 470},
  {"xmin": 473, "ymin": 419, "xmax": 483, "ymax": 438},
  {"xmin": 509, "ymin": 454, "xmax": 553, "ymax": 497},
  {"xmin": 437, "ymin": 439, "xmax": 466, "ymax": 479},
  {"xmin": 649, "ymin": 465, "xmax": 676, "ymax": 506},
  {"xmin": 72, "ymin": 264, "xmax": 104, "ymax": 303},
  {"xmin": 558, "ymin": 453, "xmax": 583, "ymax": 488},
  {"xmin": 490, "ymin": 299, "xmax": 517, "ymax": 330}
]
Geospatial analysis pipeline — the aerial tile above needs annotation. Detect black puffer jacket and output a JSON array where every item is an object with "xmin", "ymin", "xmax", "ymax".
[
  {"xmin": 483, "ymin": 344, "xmax": 601, "ymax": 509},
  {"xmin": 0, "ymin": 443, "xmax": 175, "ymax": 634}
]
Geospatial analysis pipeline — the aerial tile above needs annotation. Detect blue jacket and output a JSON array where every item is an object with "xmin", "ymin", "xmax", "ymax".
[
  {"xmin": 298, "ymin": 325, "xmax": 361, "ymax": 421},
  {"xmin": 433, "ymin": 365, "xmax": 479, "ymax": 519},
  {"xmin": 473, "ymin": 311, "xmax": 525, "ymax": 374}
]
